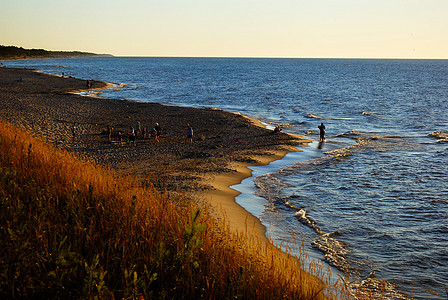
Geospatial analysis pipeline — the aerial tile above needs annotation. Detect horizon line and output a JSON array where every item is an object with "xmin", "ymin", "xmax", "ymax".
[{"xmin": 111, "ymin": 55, "xmax": 448, "ymax": 60}]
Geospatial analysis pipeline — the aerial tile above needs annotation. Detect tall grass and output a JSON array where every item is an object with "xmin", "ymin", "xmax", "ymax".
[{"xmin": 0, "ymin": 119, "xmax": 345, "ymax": 299}]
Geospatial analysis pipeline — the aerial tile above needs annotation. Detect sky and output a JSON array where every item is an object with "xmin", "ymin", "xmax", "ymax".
[{"xmin": 1, "ymin": 0, "xmax": 447, "ymax": 58}]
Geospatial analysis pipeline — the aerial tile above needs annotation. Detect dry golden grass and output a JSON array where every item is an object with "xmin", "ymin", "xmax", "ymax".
[{"xmin": 0, "ymin": 119, "xmax": 351, "ymax": 299}]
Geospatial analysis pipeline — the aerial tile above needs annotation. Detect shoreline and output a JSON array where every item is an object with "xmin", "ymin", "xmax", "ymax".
[
  {"xmin": 201, "ymin": 107, "xmax": 304, "ymax": 242},
  {"xmin": 203, "ymin": 148, "xmax": 298, "ymax": 243},
  {"xmin": 0, "ymin": 66, "xmax": 310, "ymax": 242}
]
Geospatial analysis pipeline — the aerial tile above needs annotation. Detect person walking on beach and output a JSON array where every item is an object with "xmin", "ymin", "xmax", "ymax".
[
  {"xmin": 153, "ymin": 123, "xmax": 162, "ymax": 142},
  {"xmin": 117, "ymin": 131, "xmax": 123, "ymax": 145},
  {"xmin": 136, "ymin": 121, "xmax": 141, "ymax": 136},
  {"xmin": 318, "ymin": 122, "xmax": 326, "ymax": 142},
  {"xmin": 186, "ymin": 124, "xmax": 194, "ymax": 143},
  {"xmin": 71, "ymin": 123, "xmax": 77, "ymax": 138},
  {"xmin": 129, "ymin": 127, "xmax": 136, "ymax": 145},
  {"xmin": 107, "ymin": 124, "xmax": 113, "ymax": 141}
]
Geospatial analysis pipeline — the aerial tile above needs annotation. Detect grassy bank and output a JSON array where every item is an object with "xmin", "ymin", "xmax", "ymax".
[{"xmin": 0, "ymin": 119, "xmax": 344, "ymax": 299}]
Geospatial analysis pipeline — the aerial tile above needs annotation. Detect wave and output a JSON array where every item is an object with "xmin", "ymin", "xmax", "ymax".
[
  {"xmin": 284, "ymin": 198, "xmax": 352, "ymax": 271},
  {"xmin": 312, "ymin": 234, "xmax": 351, "ymax": 272},
  {"xmin": 429, "ymin": 131, "xmax": 448, "ymax": 143},
  {"xmin": 253, "ymin": 131, "xmax": 416, "ymax": 274},
  {"xmin": 110, "ymin": 82, "xmax": 127, "ymax": 89},
  {"xmin": 255, "ymin": 176, "xmax": 352, "ymax": 271},
  {"xmin": 52, "ymin": 65, "xmax": 69, "ymax": 68},
  {"xmin": 336, "ymin": 130, "xmax": 367, "ymax": 139},
  {"xmin": 252, "ymin": 132, "xmax": 415, "ymax": 297},
  {"xmin": 306, "ymin": 113, "xmax": 353, "ymax": 121},
  {"xmin": 77, "ymin": 90, "xmax": 104, "ymax": 98},
  {"xmin": 307, "ymin": 113, "xmax": 325, "ymax": 119},
  {"xmin": 123, "ymin": 84, "xmax": 144, "ymax": 91},
  {"xmin": 346, "ymin": 272, "xmax": 408, "ymax": 300}
]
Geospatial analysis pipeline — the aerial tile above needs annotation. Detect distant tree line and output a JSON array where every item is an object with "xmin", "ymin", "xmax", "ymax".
[{"xmin": 0, "ymin": 45, "xmax": 112, "ymax": 59}]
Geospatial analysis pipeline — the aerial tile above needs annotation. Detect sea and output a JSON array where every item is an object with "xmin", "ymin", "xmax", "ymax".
[{"xmin": 3, "ymin": 57, "xmax": 447, "ymax": 299}]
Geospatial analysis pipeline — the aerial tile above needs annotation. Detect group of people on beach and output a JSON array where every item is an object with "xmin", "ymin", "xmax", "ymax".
[
  {"xmin": 99, "ymin": 121, "xmax": 195, "ymax": 145},
  {"xmin": 125, "ymin": 122, "xmax": 163, "ymax": 145},
  {"xmin": 71, "ymin": 120, "xmax": 195, "ymax": 145},
  {"xmin": 74, "ymin": 119, "xmax": 325, "ymax": 145}
]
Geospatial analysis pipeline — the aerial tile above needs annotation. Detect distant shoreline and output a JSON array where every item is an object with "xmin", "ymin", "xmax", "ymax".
[{"xmin": 0, "ymin": 45, "xmax": 112, "ymax": 60}]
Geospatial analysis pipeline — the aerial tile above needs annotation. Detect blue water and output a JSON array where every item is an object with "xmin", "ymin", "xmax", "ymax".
[{"xmin": 4, "ymin": 57, "xmax": 448, "ymax": 299}]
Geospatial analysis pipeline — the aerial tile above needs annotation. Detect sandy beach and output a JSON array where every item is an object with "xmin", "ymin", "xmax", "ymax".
[{"xmin": 0, "ymin": 66, "xmax": 310, "ymax": 241}]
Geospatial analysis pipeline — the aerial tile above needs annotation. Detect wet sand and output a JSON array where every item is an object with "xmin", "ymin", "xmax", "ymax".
[{"xmin": 0, "ymin": 66, "xmax": 310, "ymax": 241}]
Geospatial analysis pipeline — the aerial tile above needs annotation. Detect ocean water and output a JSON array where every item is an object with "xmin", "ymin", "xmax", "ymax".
[{"xmin": 4, "ymin": 57, "xmax": 448, "ymax": 299}]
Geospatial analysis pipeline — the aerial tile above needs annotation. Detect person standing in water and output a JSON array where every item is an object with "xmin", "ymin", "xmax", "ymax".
[{"xmin": 318, "ymin": 122, "xmax": 326, "ymax": 142}]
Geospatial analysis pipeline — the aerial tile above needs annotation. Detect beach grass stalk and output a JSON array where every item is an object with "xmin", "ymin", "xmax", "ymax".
[{"xmin": 0, "ymin": 119, "xmax": 350, "ymax": 299}]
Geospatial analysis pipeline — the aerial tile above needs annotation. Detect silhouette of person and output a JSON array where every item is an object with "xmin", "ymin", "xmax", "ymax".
[
  {"xmin": 117, "ymin": 131, "xmax": 123, "ymax": 145},
  {"xmin": 318, "ymin": 122, "xmax": 326, "ymax": 142},
  {"xmin": 136, "ymin": 121, "xmax": 141, "ymax": 136},
  {"xmin": 129, "ymin": 127, "xmax": 136, "ymax": 145},
  {"xmin": 107, "ymin": 124, "xmax": 113, "ymax": 141},
  {"xmin": 186, "ymin": 124, "xmax": 194, "ymax": 143},
  {"xmin": 71, "ymin": 123, "xmax": 77, "ymax": 138},
  {"xmin": 273, "ymin": 124, "xmax": 282, "ymax": 134},
  {"xmin": 153, "ymin": 123, "xmax": 162, "ymax": 142}
]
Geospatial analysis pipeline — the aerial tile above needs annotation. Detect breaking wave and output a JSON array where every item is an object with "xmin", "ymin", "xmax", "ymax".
[
  {"xmin": 307, "ymin": 113, "xmax": 325, "ymax": 119},
  {"xmin": 306, "ymin": 113, "xmax": 353, "ymax": 121},
  {"xmin": 253, "ymin": 131, "xmax": 415, "ymax": 288},
  {"xmin": 346, "ymin": 273, "xmax": 409, "ymax": 300}
]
